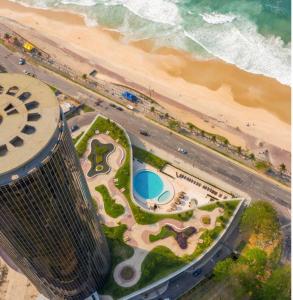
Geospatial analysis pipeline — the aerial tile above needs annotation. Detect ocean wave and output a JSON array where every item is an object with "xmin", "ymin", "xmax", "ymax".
[
  {"xmin": 7, "ymin": 0, "xmax": 291, "ymax": 85},
  {"xmin": 184, "ymin": 15, "xmax": 291, "ymax": 85},
  {"xmin": 199, "ymin": 12, "xmax": 236, "ymax": 24},
  {"xmin": 105, "ymin": 0, "xmax": 181, "ymax": 25}
]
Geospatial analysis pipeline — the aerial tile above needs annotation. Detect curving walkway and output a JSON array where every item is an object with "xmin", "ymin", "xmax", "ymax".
[{"xmin": 80, "ymin": 133, "xmax": 224, "ymax": 288}]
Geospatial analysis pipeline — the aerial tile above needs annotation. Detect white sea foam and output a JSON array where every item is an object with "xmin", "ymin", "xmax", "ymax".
[
  {"xmin": 199, "ymin": 12, "xmax": 236, "ymax": 24},
  {"xmin": 185, "ymin": 15, "xmax": 291, "ymax": 85},
  {"xmin": 8, "ymin": 0, "xmax": 291, "ymax": 85},
  {"xmin": 60, "ymin": 0, "xmax": 96, "ymax": 6},
  {"xmin": 106, "ymin": 0, "xmax": 181, "ymax": 25}
]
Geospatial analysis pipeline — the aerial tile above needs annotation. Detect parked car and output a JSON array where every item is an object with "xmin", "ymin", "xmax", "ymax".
[
  {"xmin": 70, "ymin": 125, "xmax": 79, "ymax": 132},
  {"xmin": 116, "ymin": 106, "xmax": 124, "ymax": 111},
  {"xmin": 95, "ymin": 100, "xmax": 103, "ymax": 106},
  {"xmin": 192, "ymin": 268, "xmax": 202, "ymax": 277},
  {"xmin": 177, "ymin": 147, "xmax": 188, "ymax": 154},
  {"xmin": 18, "ymin": 58, "xmax": 25, "ymax": 65},
  {"xmin": 127, "ymin": 104, "xmax": 134, "ymax": 110},
  {"xmin": 139, "ymin": 130, "xmax": 150, "ymax": 137}
]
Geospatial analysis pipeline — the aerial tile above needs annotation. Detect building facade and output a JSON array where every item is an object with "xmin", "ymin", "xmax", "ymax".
[{"xmin": 0, "ymin": 74, "xmax": 110, "ymax": 299}]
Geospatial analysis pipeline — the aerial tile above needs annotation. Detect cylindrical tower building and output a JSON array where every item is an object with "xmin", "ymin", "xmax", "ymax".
[{"xmin": 0, "ymin": 74, "xmax": 110, "ymax": 300}]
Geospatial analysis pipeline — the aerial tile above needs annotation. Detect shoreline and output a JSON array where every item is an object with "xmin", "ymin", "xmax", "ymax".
[
  {"xmin": 0, "ymin": 0, "xmax": 290, "ymax": 166},
  {"xmin": 5, "ymin": 0, "xmax": 291, "ymax": 88}
]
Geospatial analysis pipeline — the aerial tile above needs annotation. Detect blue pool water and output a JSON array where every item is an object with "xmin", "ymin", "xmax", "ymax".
[
  {"xmin": 134, "ymin": 170, "xmax": 163, "ymax": 200},
  {"xmin": 158, "ymin": 191, "xmax": 171, "ymax": 203}
]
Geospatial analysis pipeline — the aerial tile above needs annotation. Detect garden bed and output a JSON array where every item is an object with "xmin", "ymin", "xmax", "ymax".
[
  {"xmin": 87, "ymin": 139, "xmax": 114, "ymax": 177},
  {"xmin": 95, "ymin": 185, "xmax": 125, "ymax": 218},
  {"xmin": 149, "ymin": 225, "xmax": 197, "ymax": 249}
]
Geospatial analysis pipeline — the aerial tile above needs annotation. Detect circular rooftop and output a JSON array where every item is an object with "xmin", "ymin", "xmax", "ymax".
[{"xmin": 0, "ymin": 73, "xmax": 60, "ymax": 176}]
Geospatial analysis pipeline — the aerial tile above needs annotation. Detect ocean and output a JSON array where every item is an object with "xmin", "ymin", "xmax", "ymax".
[{"xmin": 11, "ymin": 0, "xmax": 291, "ymax": 85}]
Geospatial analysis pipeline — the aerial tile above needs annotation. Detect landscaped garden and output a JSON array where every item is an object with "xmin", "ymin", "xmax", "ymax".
[
  {"xmin": 132, "ymin": 146, "xmax": 167, "ymax": 170},
  {"xmin": 100, "ymin": 199, "xmax": 240, "ymax": 299},
  {"xmin": 87, "ymin": 139, "xmax": 114, "ymax": 177},
  {"xmin": 95, "ymin": 185, "xmax": 124, "ymax": 218},
  {"xmin": 149, "ymin": 225, "xmax": 197, "ymax": 249},
  {"xmin": 74, "ymin": 116, "xmax": 243, "ymax": 299},
  {"xmin": 77, "ymin": 116, "xmax": 193, "ymax": 224}
]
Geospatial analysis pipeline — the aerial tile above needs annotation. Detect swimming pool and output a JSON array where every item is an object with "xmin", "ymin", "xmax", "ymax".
[
  {"xmin": 134, "ymin": 170, "xmax": 163, "ymax": 199},
  {"xmin": 133, "ymin": 169, "xmax": 174, "ymax": 204}
]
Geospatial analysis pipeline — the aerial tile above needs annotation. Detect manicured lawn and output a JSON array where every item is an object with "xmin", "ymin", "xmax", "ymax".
[
  {"xmin": 101, "ymin": 224, "xmax": 134, "ymax": 297},
  {"xmin": 101, "ymin": 245, "xmax": 185, "ymax": 299},
  {"xmin": 72, "ymin": 131, "xmax": 84, "ymax": 145},
  {"xmin": 132, "ymin": 146, "xmax": 167, "ymax": 169},
  {"xmin": 96, "ymin": 185, "xmax": 124, "ymax": 218},
  {"xmin": 149, "ymin": 226, "xmax": 175, "ymax": 242}
]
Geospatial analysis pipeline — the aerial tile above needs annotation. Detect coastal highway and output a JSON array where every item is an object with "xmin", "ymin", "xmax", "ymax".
[{"xmin": 0, "ymin": 45, "xmax": 290, "ymax": 250}]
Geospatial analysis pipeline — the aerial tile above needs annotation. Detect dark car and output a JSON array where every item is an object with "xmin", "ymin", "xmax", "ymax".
[
  {"xmin": 70, "ymin": 125, "xmax": 79, "ymax": 132},
  {"xmin": 116, "ymin": 106, "xmax": 124, "ymax": 111},
  {"xmin": 139, "ymin": 130, "xmax": 150, "ymax": 136},
  {"xmin": 95, "ymin": 100, "xmax": 103, "ymax": 106},
  {"xmin": 192, "ymin": 268, "xmax": 202, "ymax": 277}
]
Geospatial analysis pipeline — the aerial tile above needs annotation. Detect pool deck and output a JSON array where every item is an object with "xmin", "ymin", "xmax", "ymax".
[{"xmin": 133, "ymin": 160, "xmax": 232, "ymax": 214}]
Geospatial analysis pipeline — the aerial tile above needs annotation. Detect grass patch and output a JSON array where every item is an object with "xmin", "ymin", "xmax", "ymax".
[
  {"xmin": 89, "ymin": 143, "xmax": 109, "ymax": 164},
  {"xmin": 96, "ymin": 185, "xmax": 124, "ymax": 218},
  {"xmin": 133, "ymin": 146, "xmax": 167, "ymax": 169},
  {"xmin": 72, "ymin": 131, "xmax": 84, "ymax": 145},
  {"xmin": 101, "ymin": 224, "xmax": 134, "ymax": 297},
  {"xmin": 101, "ymin": 245, "xmax": 185, "ymax": 299},
  {"xmin": 255, "ymin": 160, "xmax": 271, "ymax": 171},
  {"xmin": 201, "ymin": 216, "xmax": 211, "ymax": 225},
  {"xmin": 149, "ymin": 226, "xmax": 175, "ymax": 242},
  {"xmin": 81, "ymin": 104, "xmax": 95, "ymax": 112}
]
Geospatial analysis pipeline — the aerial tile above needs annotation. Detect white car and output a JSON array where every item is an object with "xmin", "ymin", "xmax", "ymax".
[
  {"xmin": 177, "ymin": 147, "xmax": 187, "ymax": 154},
  {"xmin": 18, "ymin": 58, "xmax": 25, "ymax": 65}
]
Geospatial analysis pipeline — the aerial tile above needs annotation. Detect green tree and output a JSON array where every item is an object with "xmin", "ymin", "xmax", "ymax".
[
  {"xmin": 259, "ymin": 265, "xmax": 291, "ymax": 300},
  {"xmin": 187, "ymin": 122, "xmax": 195, "ymax": 130},
  {"xmin": 249, "ymin": 153, "xmax": 256, "ymax": 160},
  {"xmin": 213, "ymin": 258, "xmax": 234, "ymax": 281},
  {"xmin": 82, "ymin": 73, "xmax": 87, "ymax": 80},
  {"xmin": 150, "ymin": 106, "xmax": 155, "ymax": 112},
  {"xmin": 241, "ymin": 248, "xmax": 267, "ymax": 276},
  {"xmin": 240, "ymin": 201, "xmax": 280, "ymax": 241}
]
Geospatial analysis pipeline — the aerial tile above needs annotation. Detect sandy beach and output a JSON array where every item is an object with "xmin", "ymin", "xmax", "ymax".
[{"xmin": 0, "ymin": 0, "xmax": 290, "ymax": 166}]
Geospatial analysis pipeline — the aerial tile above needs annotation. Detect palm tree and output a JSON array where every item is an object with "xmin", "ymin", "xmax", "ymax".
[
  {"xmin": 237, "ymin": 146, "xmax": 242, "ymax": 154},
  {"xmin": 279, "ymin": 163, "xmax": 286, "ymax": 174}
]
